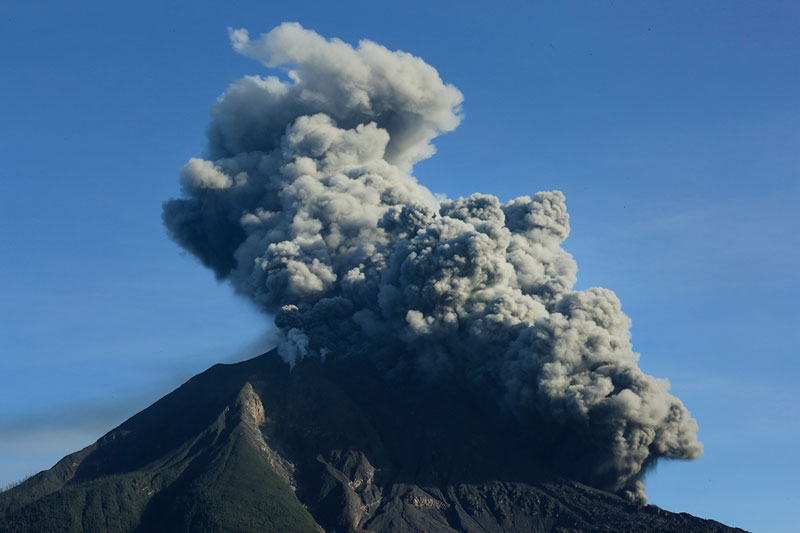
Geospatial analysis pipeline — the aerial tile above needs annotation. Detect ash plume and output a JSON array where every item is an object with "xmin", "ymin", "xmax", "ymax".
[{"xmin": 163, "ymin": 22, "xmax": 702, "ymax": 503}]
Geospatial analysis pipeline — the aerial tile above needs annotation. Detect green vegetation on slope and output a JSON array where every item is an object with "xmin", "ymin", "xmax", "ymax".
[
  {"xmin": 136, "ymin": 428, "xmax": 319, "ymax": 532},
  {"xmin": 0, "ymin": 474, "xmax": 151, "ymax": 532}
]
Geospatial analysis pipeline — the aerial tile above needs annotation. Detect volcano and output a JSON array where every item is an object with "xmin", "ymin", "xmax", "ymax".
[{"xmin": 0, "ymin": 350, "xmax": 743, "ymax": 532}]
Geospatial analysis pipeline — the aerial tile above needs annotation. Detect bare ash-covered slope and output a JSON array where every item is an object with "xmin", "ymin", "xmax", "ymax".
[{"xmin": 0, "ymin": 350, "xmax": 744, "ymax": 533}]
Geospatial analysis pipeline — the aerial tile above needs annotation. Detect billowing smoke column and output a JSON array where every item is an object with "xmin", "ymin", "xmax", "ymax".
[{"xmin": 163, "ymin": 22, "xmax": 702, "ymax": 503}]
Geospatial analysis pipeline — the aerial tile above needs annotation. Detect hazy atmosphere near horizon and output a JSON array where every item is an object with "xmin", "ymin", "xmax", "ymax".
[{"xmin": 1, "ymin": 1, "xmax": 798, "ymax": 531}]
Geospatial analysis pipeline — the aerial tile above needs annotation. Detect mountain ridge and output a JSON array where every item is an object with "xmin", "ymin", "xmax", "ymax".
[{"xmin": 0, "ymin": 350, "xmax": 745, "ymax": 532}]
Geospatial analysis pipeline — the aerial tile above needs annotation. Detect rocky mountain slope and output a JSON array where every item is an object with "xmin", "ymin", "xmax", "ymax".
[{"xmin": 0, "ymin": 351, "xmax": 745, "ymax": 532}]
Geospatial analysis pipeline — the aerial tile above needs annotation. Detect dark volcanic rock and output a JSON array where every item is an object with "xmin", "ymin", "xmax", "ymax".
[{"xmin": 0, "ymin": 351, "xmax": 745, "ymax": 532}]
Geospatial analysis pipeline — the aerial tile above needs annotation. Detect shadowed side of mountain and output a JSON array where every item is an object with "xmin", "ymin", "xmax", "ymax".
[{"xmin": 0, "ymin": 351, "xmax": 746, "ymax": 532}]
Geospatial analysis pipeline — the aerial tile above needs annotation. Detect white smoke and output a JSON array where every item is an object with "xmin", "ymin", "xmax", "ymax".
[{"xmin": 163, "ymin": 22, "xmax": 702, "ymax": 503}]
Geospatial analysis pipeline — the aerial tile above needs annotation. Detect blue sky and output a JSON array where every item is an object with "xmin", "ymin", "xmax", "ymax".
[{"xmin": 1, "ymin": 1, "xmax": 798, "ymax": 530}]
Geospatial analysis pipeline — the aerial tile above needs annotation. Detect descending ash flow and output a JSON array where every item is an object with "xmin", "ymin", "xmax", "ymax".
[{"xmin": 163, "ymin": 22, "xmax": 702, "ymax": 503}]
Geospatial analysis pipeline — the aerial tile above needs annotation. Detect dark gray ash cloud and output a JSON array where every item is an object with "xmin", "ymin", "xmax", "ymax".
[{"xmin": 163, "ymin": 22, "xmax": 701, "ymax": 503}]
